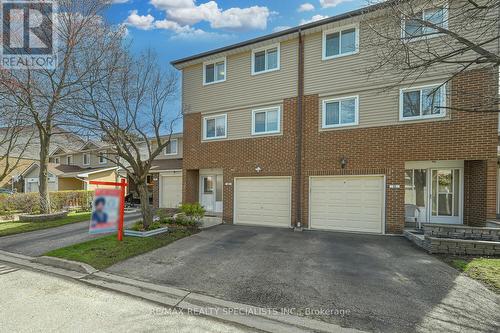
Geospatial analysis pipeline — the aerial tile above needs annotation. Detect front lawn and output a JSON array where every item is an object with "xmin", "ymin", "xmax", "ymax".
[
  {"xmin": 45, "ymin": 229, "xmax": 195, "ymax": 270},
  {"xmin": 0, "ymin": 212, "xmax": 91, "ymax": 237},
  {"xmin": 445, "ymin": 257, "xmax": 500, "ymax": 293}
]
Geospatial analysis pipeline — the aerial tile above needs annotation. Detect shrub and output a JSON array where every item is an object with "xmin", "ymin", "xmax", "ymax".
[
  {"xmin": 0, "ymin": 191, "xmax": 94, "ymax": 214},
  {"xmin": 180, "ymin": 202, "xmax": 205, "ymax": 222}
]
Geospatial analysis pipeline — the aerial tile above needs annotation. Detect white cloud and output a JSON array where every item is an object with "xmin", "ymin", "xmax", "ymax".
[
  {"xmin": 298, "ymin": 3, "xmax": 315, "ymax": 12},
  {"xmin": 320, "ymin": 0, "xmax": 351, "ymax": 8},
  {"xmin": 273, "ymin": 25, "xmax": 291, "ymax": 32},
  {"xmin": 300, "ymin": 14, "xmax": 328, "ymax": 25},
  {"xmin": 125, "ymin": 10, "xmax": 155, "ymax": 30},
  {"xmin": 150, "ymin": 0, "xmax": 271, "ymax": 31}
]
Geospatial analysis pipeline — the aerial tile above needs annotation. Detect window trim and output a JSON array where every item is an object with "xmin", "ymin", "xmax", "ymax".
[
  {"xmin": 322, "ymin": 24, "xmax": 359, "ymax": 61},
  {"xmin": 98, "ymin": 151, "xmax": 107, "ymax": 165},
  {"xmin": 83, "ymin": 153, "xmax": 90, "ymax": 166},
  {"xmin": 203, "ymin": 114, "xmax": 228, "ymax": 141},
  {"xmin": 203, "ymin": 57, "xmax": 227, "ymax": 86},
  {"xmin": 164, "ymin": 139, "xmax": 178, "ymax": 156},
  {"xmin": 399, "ymin": 83, "xmax": 447, "ymax": 121},
  {"xmin": 401, "ymin": 5, "xmax": 449, "ymax": 41},
  {"xmin": 251, "ymin": 43, "xmax": 281, "ymax": 75},
  {"xmin": 66, "ymin": 155, "xmax": 72, "ymax": 165},
  {"xmin": 251, "ymin": 106, "xmax": 282, "ymax": 136},
  {"xmin": 321, "ymin": 95, "xmax": 359, "ymax": 129}
]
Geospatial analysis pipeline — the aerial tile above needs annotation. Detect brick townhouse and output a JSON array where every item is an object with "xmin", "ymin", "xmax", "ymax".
[{"xmin": 172, "ymin": 1, "xmax": 499, "ymax": 234}]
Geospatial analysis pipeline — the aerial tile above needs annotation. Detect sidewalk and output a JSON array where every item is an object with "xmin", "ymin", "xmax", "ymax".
[{"xmin": 0, "ymin": 249, "xmax": 362, "ymax": 333}]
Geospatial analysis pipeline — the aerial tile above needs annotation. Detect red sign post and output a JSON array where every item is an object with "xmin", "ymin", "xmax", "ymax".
[{"xmin": 89, "ymin": 178, "xmax": 128, "ymax": 241}]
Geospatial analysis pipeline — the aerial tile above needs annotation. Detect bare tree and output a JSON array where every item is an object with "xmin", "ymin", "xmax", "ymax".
[
  {"xmin": 364, "ymin": 0, "xmax": 499, "ymax": 111},
  {"xmin": 0, "ymin": 0, "xmax": 123, "ymax": 213},
  {"xmin": 75, "ymin": 49, "xmax": 180, "ymax": 229}
]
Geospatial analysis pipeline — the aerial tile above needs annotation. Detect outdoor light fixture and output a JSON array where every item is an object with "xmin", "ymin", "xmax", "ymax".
[
  {"xmin": 255, "ymin": 166, "xmax": 262, "ymax": 173},
  {"xmin": 340, "ymin": 157, "xmax": 348, "ymax": 169}
]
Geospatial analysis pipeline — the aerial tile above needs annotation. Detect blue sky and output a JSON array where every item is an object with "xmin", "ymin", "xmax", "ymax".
[{"xmin": 107, "ymin": 0, "xmax": 367, "ymax": 66}]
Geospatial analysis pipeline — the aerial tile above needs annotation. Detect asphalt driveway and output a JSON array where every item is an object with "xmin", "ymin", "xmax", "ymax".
[{"xmin": 106, "ymin": 225, "xmax": 500, "ymax": 333}]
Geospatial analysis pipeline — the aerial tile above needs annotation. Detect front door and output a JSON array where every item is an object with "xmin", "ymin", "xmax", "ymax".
[
  {"xmin": 429, "ymin": 169, "xmax": 462, "ymax": 224},
  {"xmin": 200, "ymin": 176, "xmax": 215, "ymax": 212}
]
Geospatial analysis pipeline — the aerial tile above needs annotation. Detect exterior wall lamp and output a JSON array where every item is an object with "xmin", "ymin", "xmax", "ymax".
[{"xmin": 340, "ymin": 157, "xmax": 348, "ymax": 169}]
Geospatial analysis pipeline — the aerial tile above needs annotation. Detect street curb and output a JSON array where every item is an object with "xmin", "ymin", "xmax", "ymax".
[{"xmin": 32, "ymin": 256, "xmax": 98, "ymax": 275}]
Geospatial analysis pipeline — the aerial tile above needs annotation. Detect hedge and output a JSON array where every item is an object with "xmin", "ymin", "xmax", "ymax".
[{"xmin": 0, "ymin": 191, "xmax": 94, "ymax": 214}]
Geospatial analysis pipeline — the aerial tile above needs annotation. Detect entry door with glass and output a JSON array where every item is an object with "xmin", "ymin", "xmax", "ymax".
[
  {"xmin": 201, "ymin": 176, "xmax": 215, "ymax": 212},
  {"xmin": 430, "ymin": 169, "xmax": 462, "ymax": 224}
]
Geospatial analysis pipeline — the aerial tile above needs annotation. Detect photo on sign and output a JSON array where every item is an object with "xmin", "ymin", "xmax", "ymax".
[{"xmin": 89, "ymin": 188, "xmax": 120, "ymax": 234}]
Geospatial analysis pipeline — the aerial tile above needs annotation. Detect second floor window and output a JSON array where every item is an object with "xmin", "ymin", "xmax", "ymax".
[
  {"xmin": 400, "ymin": 84, "xmax": 446, "ymax": 121},
  {"xmin": 66, "ymin": 155, "xmax": 72, "ymax": 165},
  {"xmin": 164, "ymin": 139, "xmax": 178, "ymax": 155},
  {"xmin": 204, "ymin": 58, "xmax": 226, "ymax": 85},
  {"xmin": 322, "ymin": 96, "xmax": 359, "ymax": 128},
  {"xmin": 83, "ymin": 153, "xmax": 90, "ymax": 165},
  {"xmin": 403, "ymin": 7, "xmax": 448, "ymax": 39},
  {"xmin": 54, "ymin": 157, "xmax": 60, "ymax": 164},
  {"xmin": 99, "ymin": 151, "xmax": 107, "ymax": 164},
  {"xmin": 252, "ymin": 44, "xmax": 280, "ymax": 74},
  {"xmin": 203, "ymin": 114, "xmax": 227, "ymax": 140},
  {"xmin": 323, "ymin": 25, "xmax": 358, "ymax": 59},
  {"xmin": 252, "ymin": 106, "xmax": 281, "ymax": 135}
]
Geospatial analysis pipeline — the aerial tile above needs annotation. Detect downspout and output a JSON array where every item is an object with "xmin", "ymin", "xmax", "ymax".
[{"xmin": 295, "ymin": 29, "xmax": 305, "ymax": 229}]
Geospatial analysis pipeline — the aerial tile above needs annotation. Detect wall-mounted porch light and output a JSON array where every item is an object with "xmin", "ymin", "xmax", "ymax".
[{"xmin": 340, "ymin": 157, "xmax": 348, "ymax": 169}]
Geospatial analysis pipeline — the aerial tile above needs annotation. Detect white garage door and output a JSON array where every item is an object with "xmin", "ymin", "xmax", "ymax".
[
  {"xmin": 309, "ymin": 176, "xmax": 384, "ymax": 234},
  {"xmin": 234, "ymin": 177, "xmax": 291, "ymax": 227},
  {"xmin": 161, "ymin": 175, "xmax": 182, "ymax": 208}
]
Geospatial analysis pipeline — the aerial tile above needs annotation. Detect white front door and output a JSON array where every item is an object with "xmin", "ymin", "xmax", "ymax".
[
  {"xmin": 429, "ymin": 169, "xmax": 462, "ymax": 224},
  {"xmin": 200, "ymin": 176, "xmax": 215, "ymax": 212}
]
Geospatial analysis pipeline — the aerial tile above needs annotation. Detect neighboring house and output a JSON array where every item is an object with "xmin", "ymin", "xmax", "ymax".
[
  {"xmin": 172, "ymin": 2, "xmax": 499, "ymax": 234},
  {"xmin": 0, "ymin": 158, "xmax": 36, "ymax": 192}
]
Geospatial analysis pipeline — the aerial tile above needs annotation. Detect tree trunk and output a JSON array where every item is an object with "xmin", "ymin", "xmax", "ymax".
[
  {"xmin": 136, "ymin": 181, "xmax": 153, "ymax": 229},
  {"xmin": 38, "ymin": 134, "xmax": 51, "ymax": 214}
]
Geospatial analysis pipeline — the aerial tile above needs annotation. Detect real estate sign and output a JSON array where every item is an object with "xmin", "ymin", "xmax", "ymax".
[{"xmin": 89, "ymin": 189, "xmax": 120, "ymax": 234}]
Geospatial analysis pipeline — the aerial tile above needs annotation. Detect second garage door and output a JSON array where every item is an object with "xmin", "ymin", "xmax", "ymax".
[
  {"xmin": 234, "ymin": 177, "xmax": 291, "ymax": 227},
  {"xmin": 161, "ymin": 175, "xmax": 182, "ymax": 209},
  {"xmin": 309, "ymin": 176, "xmax": 385, "ymax": 234}
]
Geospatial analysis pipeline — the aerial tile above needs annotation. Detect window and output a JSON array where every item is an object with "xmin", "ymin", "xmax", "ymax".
[
  {"xmin": 252, "ymin": 44, "xmax": 280, "ymax": 74},
  {"xmin": 66, "ymin": 155, "xmax": 72, "ymax": 165},
  {"xmin": 203, "ymin": 114, "xmax": 227, "ymax": 140},
  {"xmin": 54, "ymin": 157, "xmax": 60, "ymax": 164},
  {"xmin": 252, "ymin": 106, "xmax": 281, "ymax": 135},
  {"xmin": 203, "ymin": 58, "xmax": 226, "ymax": 85},
  {"xmin": 98, "ymin": 151, "xmax": 107, "ymax": 164},
  {"xmin": 400, "ymin": 84, "xmax": 446, "ymax": 121},
  {"xmin": 323, "ymin": 25, "xmax": 358, "ymax": 60},
  {"xmin": 83, "ymin": 153, "xmax": 90, "ymax": 166},
  {"xmin": 403, "ymin": 6, "xmax": 448, "ymax": 39},
  {"xmin": 322, "ymin": 96, "xmax": 359, "ymax": 128},
  {"xmin": 164, "ymin": 139, "xmax": 178, "ymax": 155}
]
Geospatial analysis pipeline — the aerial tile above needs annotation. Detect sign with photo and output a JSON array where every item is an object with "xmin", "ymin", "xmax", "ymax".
[{"xmin": 89, "ymin": 188, "xmax": 120, "ymax": 234}]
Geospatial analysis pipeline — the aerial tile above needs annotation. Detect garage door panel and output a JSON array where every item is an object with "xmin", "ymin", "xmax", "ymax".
[
  {"xmin": 310, "ymin": 176, "xmax": 384, "ymax": 234},
  {"xmin": 161, "ymin": 176, "xmax": 182, "ymax": 209},
  {"xmin": 235, "ymin": 177, "xmax": 291, "ymax": 227}
]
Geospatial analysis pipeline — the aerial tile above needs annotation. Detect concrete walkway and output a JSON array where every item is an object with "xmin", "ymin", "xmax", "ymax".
[{"xmin": 0, "ymin": 212, "xmax": 142, "ymax": 256}]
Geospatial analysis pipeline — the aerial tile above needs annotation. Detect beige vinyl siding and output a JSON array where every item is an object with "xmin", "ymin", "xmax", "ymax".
[
  {"xmin": 201, "ymin": 104, "xmax": 283, "ymax": 141},
  {"xmin": 58, "ymin": 178, "xmax": 84, "ymax": 191},
  {"xmin": 154, "ymin": 138, "xmax": 184, "ymax": 160},
  {"xmin": 183, "ymin": 39, "xmax": 298, "ymax": 114},
  {"xmin": 56, "ymin": 149, "xmax": 116, "ymax": 168},
  {"xmin": 87, "ymin": 170, "xmax": 118, "ymax": 191}
]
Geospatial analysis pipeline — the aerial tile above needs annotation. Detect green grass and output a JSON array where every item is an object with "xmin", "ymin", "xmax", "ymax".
[
  {"xmin": 45, "ymin": 229, "xmax": 194, "ymax": 270},
  {"xmin": 0, "ymin": 212, "xmax": 91, "ymax": 237},
  {"xmin": 448, "ymin": 257, "xmax": 500, "ymax": 292}
]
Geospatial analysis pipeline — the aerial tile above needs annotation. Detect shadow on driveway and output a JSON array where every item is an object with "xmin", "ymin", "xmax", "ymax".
[{"xmin": 106, "ymin": 225, "xmax": 500, "ymax": 333}]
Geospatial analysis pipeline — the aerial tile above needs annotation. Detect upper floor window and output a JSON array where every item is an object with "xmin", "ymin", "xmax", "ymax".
[
  {"xmin": 83, "ymin": 153, "xmax": 90, "ymax": 166},
  {"xmin": 203, "ymin": 114, "xmax": 227, "ymax": 140},
  {"xmin": 252, "ymin": 106, "xmax": 281, "ymax": 135},
  {"xmin": 399, "ymin": 84, "xmax": 446, "ymax": 121},
  {"xmin": 203, "ymin": 58, "xmax": 226, "ymax": 85},
  {"xmin": 98, "ymin": 151, "xmax": 107, "ymax": 164},
  {"xmin": 402, "ymin": 6, "xmax": 448, "ymax": 39},
  {"xmin": 66, "ymin": 155, "xmax": 72, "ymax": 165},
  {"xmin": 323, "ymin": 25, "xmax": 359, "ymax": 60},
  {"xmin": 252, "ymin": 44, "xmax": 280, "ymax": 75},
  {"xmin": 322, "ymin": 96, "xmax": 359, "ymax": 128},
  {"xmin": 164, "ymin": 139, "xmax": 178, "ymax": 155},
  {"xmin": 54, "ymin": 157, "xmax": 60, "ymax": 164}
]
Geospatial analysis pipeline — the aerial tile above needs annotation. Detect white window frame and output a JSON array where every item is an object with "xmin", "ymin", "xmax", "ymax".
[
  {"xmin": 251, "ymin": 43, "xmax": 281, "ymax": 75},
  {"xmin": 83, "ymin": 153, "xmax": 90, "ymax": 166},
  {"xmin": 164, "ymin": 139, "xmax": 178, "ymax": 156},
  {"xmin": 54, "ymin": 157, "xmax": 60, "ymax": 164},
  {"xmin": 251, "ymin": 106, "xmax": 281, "ymax": 136},
  {"xmin": 401, "ymin": 5, "xmax": 449, "ymax": 41},
  {"xmin": 321, "ymin": 95, "xmax": 359, "ymax": 129},
  {"xmin": 322, "ymin": 24, "xmax": 359, "ymax": 61},
  {"xmin": 98, "ymin": 151, "xmax": 107, "ymax": 164},
  {"xmin": 399, "ymin": 83, "xmax": 447, "ymax": 121},
  {"xmin": 203, "ymin": 114, "xmax": 227, "ymax": 140},
  {"xmin": 203, "ymin": 57, "xmax": 227, "ymax": 86},
  {"xmin": 66, "ymin": 155, "xmax": 72, "ymax": 165}
]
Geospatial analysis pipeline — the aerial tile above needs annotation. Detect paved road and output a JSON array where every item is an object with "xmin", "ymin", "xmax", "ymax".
[
  {"xmin": 0, "ymin": 212, "xmax": 142, "ymax": 256},
  {"xmin": 107, "ymin": 225, "xmax": 500, "ymax": 333},
  {"xmin": 0, "ymin": 263, "xmax": 253, "ymax": 333}
]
